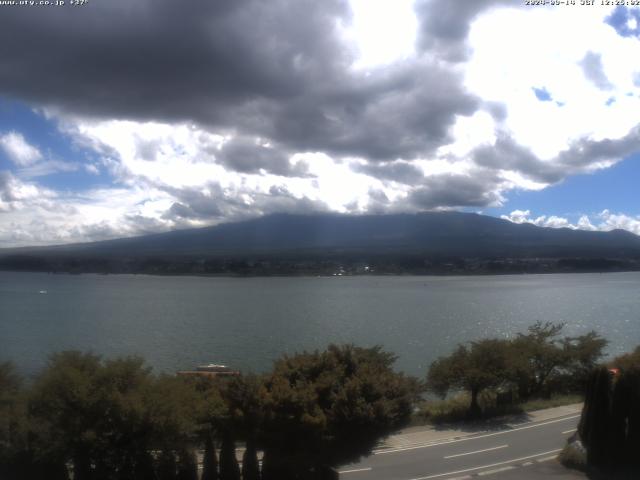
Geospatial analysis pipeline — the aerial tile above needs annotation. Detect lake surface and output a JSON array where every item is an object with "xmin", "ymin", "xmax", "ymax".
[{"xmin": 1, "ymin": 271, "xmax": 638, "ymax": 378}]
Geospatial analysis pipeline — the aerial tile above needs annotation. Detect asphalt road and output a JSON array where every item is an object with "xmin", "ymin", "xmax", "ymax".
[{"xmin": 338, "ymin": 412, "xmax": 581, "ymax": 480}]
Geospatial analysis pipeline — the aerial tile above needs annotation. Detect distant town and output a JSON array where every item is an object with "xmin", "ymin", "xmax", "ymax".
[{"xmin": 1, "ymin": 253, "xmax": 639, "ymax": 276}]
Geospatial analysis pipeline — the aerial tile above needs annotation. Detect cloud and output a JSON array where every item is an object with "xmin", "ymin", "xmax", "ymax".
[
  {"xmin": 0, "ymin": 170, "xmax": 55, "ymax": 212},
  {"xmin": 0, "ymin": 131, "xmax": 43, "ymax": 166},
  {"xmin": 350, "ymin": 160, "xmax": 424, "ymax": 185},
  {"xmin": 160, "ymin": 181, "xmax": 329, "ymax": 224},
  {"xmin": 407, "ymin": 171, "xmax": 503, "ymax": 210},
  {"xmin": 2, "ymin": 1, "xmax": 640, "ymax": 246},
  {"xmin": 216, "ymin": 137, "xmax": 309, "ymax": 177},
  {"xmin": 414, "ymin": 0, "xmax": 518, "ymax": 61},
  {"xmin": 472, "ymin": 126, "xmax": 640, "ymax": 185},
  {"xmin": 579, "ymin": 52, "xmax": 613, "ymax": 90},
  {"xmin": 501, "ymin": 209, "xmax": 640, "ymax": 235},
  {"xmin": 1, "ymin": 0, "xmax": 479, "ymax": 164}
]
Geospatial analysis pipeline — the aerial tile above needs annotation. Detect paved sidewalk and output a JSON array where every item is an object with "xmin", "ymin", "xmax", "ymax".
[{"xmin": 377, "ymin": 404, "xmax": 583, "ymax": 453}]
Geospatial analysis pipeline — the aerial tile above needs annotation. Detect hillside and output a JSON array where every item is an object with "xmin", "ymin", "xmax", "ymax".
[{"xmin": 2, "ymin": 212, "xmax": 640, "ymax": 275}]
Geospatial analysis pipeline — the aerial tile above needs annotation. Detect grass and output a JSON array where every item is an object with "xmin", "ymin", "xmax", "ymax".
[
  {"xmin": 518, "ymin": 394, "xmax": 583, "ymax": 412},
  {"xmin": 411, "ymin": 392, "xmax": 583, "ymax": 426}
]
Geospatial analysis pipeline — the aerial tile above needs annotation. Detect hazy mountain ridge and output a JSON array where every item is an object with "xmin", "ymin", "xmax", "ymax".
[{"xmin": 2, "ymin": 212, "xmax": 640, "ymax": 275}]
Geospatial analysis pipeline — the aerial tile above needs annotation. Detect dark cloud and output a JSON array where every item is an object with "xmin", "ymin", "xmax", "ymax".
[
  {"xmin": 216, "ymin": 137, "xmax": 309, "ymax": 177},
  {"xmin": 473, "ymin": 127, "xmax": 640, "ymax": 184},
  {"xmin": 557, "ymin": 125, "xmax": 640, "ymax": 169},
  {"xmin": 0, "ymin": 0, "xmax": 478, "ymax": 164},
  {"xmin": 579, "ymin": 52, "xmax": 613, "ymax": 90},
  {"xmin": 0, "ymin": 0, "xmax": 351, "ymax": 120},
  {"xmin": 407, "ymin": 171, "xmax": 502, "ymax": 209},
  {"xmin": 365, "ymin": 188, "xmax": 392, "ymax": 215},
  {"xmin": 473, "ymin": 136, "xmax": 561, "ymax": 183},
  {"xmin": 414, "ymin": 0, "xmax": 517, "ymax": 62},
  {"xmin": 351, "ymin": 161, "xmax": 424, "ymax": 185},
  {"xmin": 160, "ymin": 182, "xmax": 327, "ymax": 224}
]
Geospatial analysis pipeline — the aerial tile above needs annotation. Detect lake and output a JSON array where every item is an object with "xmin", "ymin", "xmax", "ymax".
[{"xmin": 1, "ymin": 271, "xmax": 638, "ymax": 378}]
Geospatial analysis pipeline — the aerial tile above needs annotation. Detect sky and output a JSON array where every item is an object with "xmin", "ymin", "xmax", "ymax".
[{"xmin": 1, "ymin": 0, "xmax": 640, "ymax": 247}]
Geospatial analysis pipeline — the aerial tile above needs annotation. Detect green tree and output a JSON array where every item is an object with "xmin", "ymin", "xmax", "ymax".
[
  {"xmin": 157, "ymin": 449, "xmax": 178, "ymax": 480},
  {"xmin": 260, "ymin": 344, "xmax": 420, "ymax": 476},
  {"xmin": 560, "ymin": 331, "xmax": 608, "ymax": 392},
  {"xmin": 28, "ymin": 352, "xmax": 203, "ymax": 479},
  {"xmin": 176, "ymin": 448, "xmax": 198, "ymax": 480},
  {"xmin": 611, "ymin": 345, "xmax": 640, "ymax": 372},
  {"xmin": 0, "ymin": 362, "xmax": 21, "ymax": 451},
  {"xmin": 511, "ymin": 322, "xmax": 568, "ymax": 399},
  {"xmin": 28, "ymin": 351, "xmax": 104, "ymax": 479},
  {"xmin": 219, "ymin": 434, "xmax": 241, "ymax": 480},
  {"xmin": 221, "ymin": 374, "xmax": 265, "ymax": 480},
  {"xmin": 241, "ymin": 441, "xmax": 260, "ymax": 480},
  {"xmin": 0, "ymin": 362, "xmax": 40, "ymax": 480},
  {"xmin": 201, "ymin": 433, "xmax": 218, "ymax": 480},
  {"xmin": 427, "ymin": 339, "xmax": 512, "ymax": 418}
]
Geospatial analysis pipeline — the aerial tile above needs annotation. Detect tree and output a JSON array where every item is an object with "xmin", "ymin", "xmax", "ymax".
[
  {"xmin": 157, "ymin": 450, "xmax": 178, "ymax": 480},
  {"xmin": 221, "ymin": 374, "xmax": 264, "ymax": 480},
  {"xmin": 511, "ymin": 322, "xmax": 568, "ymax": 399},
  {"xmin": 0, "ymin": 362, "xmax": 39, "ymax": 480},
  {"xmin": 611, "ymin": 345, "xmax": 640, "ymax": 372},
  {"xmin": 176, "ymin": 449, "xmax": 198, "ymax": 480},
  {"xmin": 28, "ymin": 352, "xmax": 203, "ymax": 479},
  {"xmin": 0, "ymin": 362, "xmax": 22, "ymax": 453},
  {"xmin": 260, "ymin": 344, "xmax": 421, "ymax": 476},
  {"xmin": 219, "ymin": 434, "xmax": 241, "ymax": 480},
  {"xmin": 560, "ymin": 331, "xmax": 608, "ymax": 392},
  {"xmin": 427, "ymin": 339, "xmax": 511, "ymax": 418},
  {"xmin": 28, "ymin": 351, "xmax": 104, "ymax": 480},
  {"xmin": 201, "ymin": 433, "xmax": 219, "ymax": 480},
  {"xmin": 241, "ymin": 441, "xmax": 260, "ymax": 480}
]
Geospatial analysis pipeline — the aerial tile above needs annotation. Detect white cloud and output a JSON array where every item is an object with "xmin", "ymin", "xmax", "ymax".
[
  {"xmin": 463, "ymin": 6, "xmax": 640, "ymax": 161},
  {"xmin": 4, "ymin": 3, "xmax": 640, "ymax": 246},
  {"xmin": 0, "ymin": 131, "xmax": 43, "ymax": 166},
  {"xmin": 598, "ymin": 209, "xmax": 640, "ymax": 235},
  {"xmin": 502, "ymin": 209, "xmax": 640, "ymax": 236},
  {"xmin": 345, "ymin": 0, "xmax": 417, "ymax": 69}
]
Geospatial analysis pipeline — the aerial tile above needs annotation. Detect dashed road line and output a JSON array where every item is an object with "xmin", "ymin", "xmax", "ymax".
[
  {"xmin": 407, "ymin": 448, "xmax": 562, "ymax": 480},
  {"xmin": 535, "ymin": 455, "xmax": 558, "ymax": 463},
  {"xmin": 477, "ymin": 465, "xmax": 515, "ymax": 476},
  {"xmin": 444, "ymin": 445, "xmax": 508, "ymax": 459},
  {"xmin": 339, "ymin": 467, "xmax": 372, "ymax": 474},
  {"xmin": 375, "ymin": 415, "xmax": 579, "ymax": 455}
]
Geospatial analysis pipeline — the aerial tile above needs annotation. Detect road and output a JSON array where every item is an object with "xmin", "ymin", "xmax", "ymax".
[{"xmin": 338, "ymin": 410, "xmax": 581, "ymax": 480}]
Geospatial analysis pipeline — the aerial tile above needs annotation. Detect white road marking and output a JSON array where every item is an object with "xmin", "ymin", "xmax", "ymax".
[
  {"xmin": 562, "ymin": 428, "xmax": 577, "ymax": 434},
  {"xmin": 477, "ymin": 465, "xmax": 515, "ymax": 475},
  {"xmin": 375, "ymin": 415, "xmax": 580, "ymax": 455},
  {"xmin": 407, "ymin": 448, "xmax": 562, "ymax": 480},
  {"xmin": 536, "ymin": 455, "xmax": 558, "ymax": 463},
  {"xmin": 339, "ymin": 467, "xmax": 372, "ymax": 474},
  {"xmin": 444, "ymin": 444, "xmax": 508, "ymax": 459}
]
